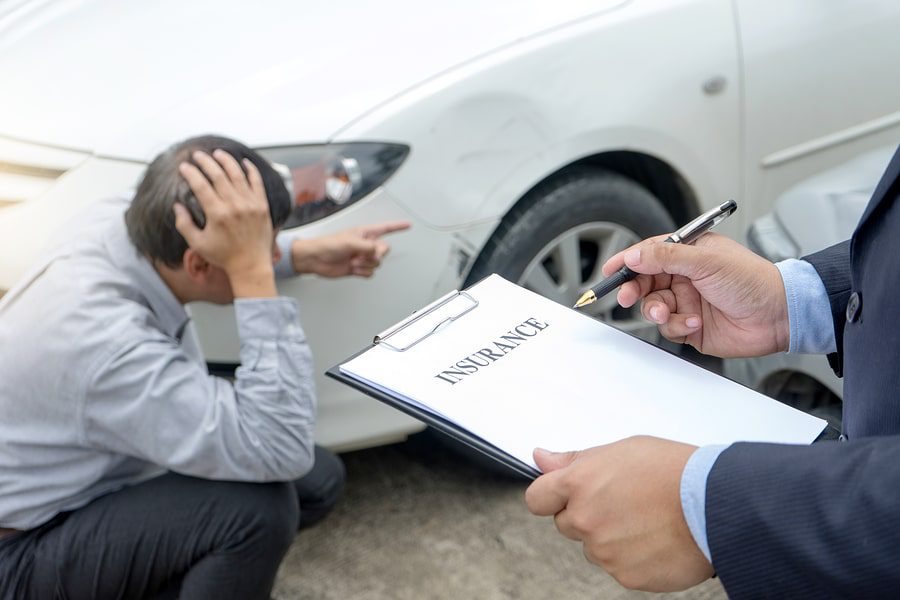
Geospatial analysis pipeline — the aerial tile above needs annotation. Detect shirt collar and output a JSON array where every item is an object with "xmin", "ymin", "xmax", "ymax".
[{"xmin": 105, "ymin": 217, "xmax": 190, "ymax": 340}]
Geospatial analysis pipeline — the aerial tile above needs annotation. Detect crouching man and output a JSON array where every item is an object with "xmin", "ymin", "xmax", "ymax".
[{"xmin": 0, "ymin": 135, "xmax": 408, "ymax": 599}]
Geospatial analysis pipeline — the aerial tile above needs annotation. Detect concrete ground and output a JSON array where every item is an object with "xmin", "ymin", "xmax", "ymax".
[{"xmin": 273, "ymin": 434, "xmax": 727, "ymax": 600}]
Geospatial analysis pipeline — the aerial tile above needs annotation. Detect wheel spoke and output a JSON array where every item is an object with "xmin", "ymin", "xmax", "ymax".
[
  {"xmin": 554, "ymin": 232, "xmax": 582, "ymax": 293},
  {"xmin": 516, "ymin": 220, "xmax": 657, "ymax": 311},
  {"xmin": 521, "ymin": 263, "xmax": 566, "ymax": 303},
  {"xmin": 599, "ymin": 228, "xmax": 632, "ymax": 265}
]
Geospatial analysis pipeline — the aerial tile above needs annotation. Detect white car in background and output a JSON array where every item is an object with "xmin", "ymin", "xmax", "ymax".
[
  {"xmin": 0, "ymin": 0, "xmax": 898, "ymax": 450},
  {"xmin": 725, "ymin": 146, "xmax": 897, "ymax": 428}
]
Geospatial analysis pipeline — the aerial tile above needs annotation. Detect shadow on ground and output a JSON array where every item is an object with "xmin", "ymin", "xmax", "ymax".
[{"xmin": 274, "ymin": 434, "xmax": 726, "ymax": 600}]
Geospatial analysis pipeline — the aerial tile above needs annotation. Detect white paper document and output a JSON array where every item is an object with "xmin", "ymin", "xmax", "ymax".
[{"xmin": 339, "ymin": 275, "xmax": 826, "ymax": 471}]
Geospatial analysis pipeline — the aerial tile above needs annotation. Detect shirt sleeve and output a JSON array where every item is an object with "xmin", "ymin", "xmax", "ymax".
[
  {"xmin": 274, "ymin": 230, "xmax": 300, "ymax": 279},
  {"xmin": 82, "ymin": 297, "xmax": 317, "ymax": 481},
  {"xmin": 680, "ymin": 444, "xmax": 728, "ymax": 562},
  {"xmin": 776, "ymin": 258, "xmax": 837, "ymax": 354}
]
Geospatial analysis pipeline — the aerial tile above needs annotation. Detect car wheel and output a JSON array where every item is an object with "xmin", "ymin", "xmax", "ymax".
[
  {"xmin": 442, "ymin": 169, "xmax": 678, "ymax": 479},
  {"xmin": 465, "ymin": 168, "xmax": 676, "ymax": 343}
]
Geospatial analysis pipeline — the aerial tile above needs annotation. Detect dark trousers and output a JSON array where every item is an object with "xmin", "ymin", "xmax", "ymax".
[{"xmin": 0, "ymin": 445, "xmax": 344, "ymax": 600}]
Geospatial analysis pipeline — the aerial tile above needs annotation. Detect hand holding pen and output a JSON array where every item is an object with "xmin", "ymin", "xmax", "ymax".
[
  {"xmin": 575, "ymin": 200, "xmax": 738, "ymax": 309},
  {"xmin": 587, "ymin": 200, "xmax": 794, "ymax": 358}
]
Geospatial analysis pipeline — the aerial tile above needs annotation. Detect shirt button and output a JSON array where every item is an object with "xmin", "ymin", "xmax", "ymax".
[{"xmin": 846, "ymin": 291, "xmax": 862, "ymax": 323}]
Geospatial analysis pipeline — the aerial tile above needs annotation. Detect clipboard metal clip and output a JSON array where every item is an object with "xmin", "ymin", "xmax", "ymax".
[{"xmin": 373, "ymin": 290, "xmax": 479, "ymax": 352}]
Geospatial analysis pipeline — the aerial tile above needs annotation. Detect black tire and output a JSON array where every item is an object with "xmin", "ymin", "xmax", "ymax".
[
  {"xmin": 466, "ymin": 167, "xmax": 675, "ymax": 304},
  {"xmin": 435, "ymin": 168, "xmax": 678, "ymax": 479}
]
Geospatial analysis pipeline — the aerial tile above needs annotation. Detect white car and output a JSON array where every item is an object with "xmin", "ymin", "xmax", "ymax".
[
  {"xmin": 725, "ymin": 145, "xmax": 897, "ymax": 428},
  {"xmin": 1, "ymin": 0, "xmax": 898, "ymax": 450}
]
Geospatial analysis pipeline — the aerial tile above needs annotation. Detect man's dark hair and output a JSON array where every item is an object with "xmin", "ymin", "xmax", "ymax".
[{"xmin": 125, "ymin": 134, "xmax": 292, "ymax": 268}]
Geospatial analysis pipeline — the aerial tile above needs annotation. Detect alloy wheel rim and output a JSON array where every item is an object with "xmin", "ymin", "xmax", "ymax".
[{"xmin": 517, "ymin": 221, "xmax": 657, "ymax": 341}]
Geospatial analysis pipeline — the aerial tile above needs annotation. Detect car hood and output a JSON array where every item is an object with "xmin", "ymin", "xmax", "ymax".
[{"xmin": 0, "ymin": 0, "xmax": 628, "ymax": 161}]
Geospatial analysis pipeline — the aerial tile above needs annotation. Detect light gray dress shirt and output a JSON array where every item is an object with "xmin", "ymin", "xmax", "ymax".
[{"xmin": 0, "ymin": 195, "xmax": 316, "ymax": 529}]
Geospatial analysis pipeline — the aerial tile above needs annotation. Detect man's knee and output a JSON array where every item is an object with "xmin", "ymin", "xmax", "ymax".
[
  {"xmin": 312, "ymin": 445, "xmax": 346, "ymax": 509},
  {"xmin": 217, "ymin": 479, "xmax": 300, "ymax": 553},
  {"xmin": 175, "ymin": 480, "xmax": 298, "ymax": 598},
  {"xmin": 295, "ymin": 446, "xmax": 346, "ymax": 529},
  {"xmin": 21, "ymin": 475, "xmax": 300, "ymax": 599}
]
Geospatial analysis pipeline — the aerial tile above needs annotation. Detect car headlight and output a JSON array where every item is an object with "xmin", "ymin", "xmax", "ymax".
[{"xmin": 258, "ymin": 142, "xmax": 409, "ymax": 229}]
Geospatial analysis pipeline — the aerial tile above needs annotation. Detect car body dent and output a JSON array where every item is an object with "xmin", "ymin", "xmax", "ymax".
[
  {"xmin": 725, "ymin": 145, "xmax": 897, "ymax": 404},
  {"xmin": 769, "ymin": 147, "xmax": 895, "ymax": 257},
  {"xmin": 343, "ymin": 0, "xmax": 741, "ymax": 232},
  {"xmin": 2, "ymin": 0, "xmax": 898, "ymax": 450}
]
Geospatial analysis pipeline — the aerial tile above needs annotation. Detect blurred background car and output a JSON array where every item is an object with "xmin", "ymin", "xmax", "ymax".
[
  {"xmin": 0, "ymin": 0, "xmax": 898, "ymax": 450},
  {"xmin": 724, "ymin": 145, "xmax": 897, "ymax": 429}
]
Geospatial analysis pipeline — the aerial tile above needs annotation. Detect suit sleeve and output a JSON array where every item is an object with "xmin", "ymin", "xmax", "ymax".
[
  {"xmin": 803, "ymin": 240, "xmax": 851, "ymax": 376},
  {"xmin": 706, "ymin": 437, "xmax": 900, "ymax": 598}
]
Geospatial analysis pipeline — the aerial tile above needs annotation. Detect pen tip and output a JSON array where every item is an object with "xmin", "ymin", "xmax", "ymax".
[{"xmin": 573, "ymin": 291, "xmax": 595, "ymax": 309}]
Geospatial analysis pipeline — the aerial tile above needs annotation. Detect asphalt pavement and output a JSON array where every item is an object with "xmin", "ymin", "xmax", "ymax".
[{"xmin": 273, "ymin": 433, "xmax": 727, "ymax": 600}]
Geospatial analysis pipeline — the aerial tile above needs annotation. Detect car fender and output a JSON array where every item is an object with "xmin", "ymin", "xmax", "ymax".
[{"xmin": 335, "ymin": 0, "xmax": 742, "ymax": 237}]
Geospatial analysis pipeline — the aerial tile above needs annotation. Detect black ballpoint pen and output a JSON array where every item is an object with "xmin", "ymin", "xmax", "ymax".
[{"xmin": 573, "ymin": 199, "xmax": 738, "ymax": 309}]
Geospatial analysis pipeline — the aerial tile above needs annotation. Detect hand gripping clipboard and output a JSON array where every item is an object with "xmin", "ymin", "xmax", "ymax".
[{"xmin": 326, "ymin": 286, "xmax": 542, "ymax": 480}]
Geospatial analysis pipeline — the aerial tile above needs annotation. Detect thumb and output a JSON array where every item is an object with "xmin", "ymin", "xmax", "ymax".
[
  {"xmin": 373, "ymin": 239, "xmax": 391, "ymax": 260},
  {"xmin": 623, "ymin": 240, "xmax": 711, "ymax": 280},
  {"xmin": 172, "ymin": 203, "xmax": 201, "ymax": 245},
  {"xmin": 533, "ymin": 448, "xmax": 579, "ymax": 473}
]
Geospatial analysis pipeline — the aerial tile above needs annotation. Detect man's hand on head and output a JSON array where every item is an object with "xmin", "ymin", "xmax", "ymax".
[
  {"xmin": 174, "ymin": 150, "xmax": 277, "ymax": 298},
  {"xmin": 291, "ymin": 221, "xmax": 411, "ymax": 278},
  {"xmin": 524, "ymin": 436, "xmax": 714, "ymax": 592}
]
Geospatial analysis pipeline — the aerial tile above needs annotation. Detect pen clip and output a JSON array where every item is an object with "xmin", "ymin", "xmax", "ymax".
[{"xmin": 670, "ymin": 199, "xmax": 737, "ymax": 244}]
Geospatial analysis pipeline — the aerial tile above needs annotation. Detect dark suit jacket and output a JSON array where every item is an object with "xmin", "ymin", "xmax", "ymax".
[{"xmin": 706, "ymin": 147, "xmax": 900, "ymax": 598}]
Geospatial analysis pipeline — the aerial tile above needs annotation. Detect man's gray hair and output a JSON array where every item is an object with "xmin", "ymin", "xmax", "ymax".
[{"xmin": 125, "ymin": 134, "xmax": 292, "ymax": 268}]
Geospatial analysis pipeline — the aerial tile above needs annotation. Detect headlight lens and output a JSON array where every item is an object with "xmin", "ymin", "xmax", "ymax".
[{"xmin": 258, "ymin": 142, "xmax": 409, "ymax": 229}]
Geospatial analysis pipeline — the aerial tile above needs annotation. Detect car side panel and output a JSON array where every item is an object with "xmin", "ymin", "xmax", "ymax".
[
  {"xmin": 736, "ymin": 0, "xmax": 900, "ymax": 223},
  {"xmin": 336, "ymin": 0, "xmax": 744, "ymax": 237}
]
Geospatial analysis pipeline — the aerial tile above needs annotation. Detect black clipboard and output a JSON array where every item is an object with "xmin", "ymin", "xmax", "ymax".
[{"xmin": 326, "ymin": 286, "xmax": 541, "ymax": 480}]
